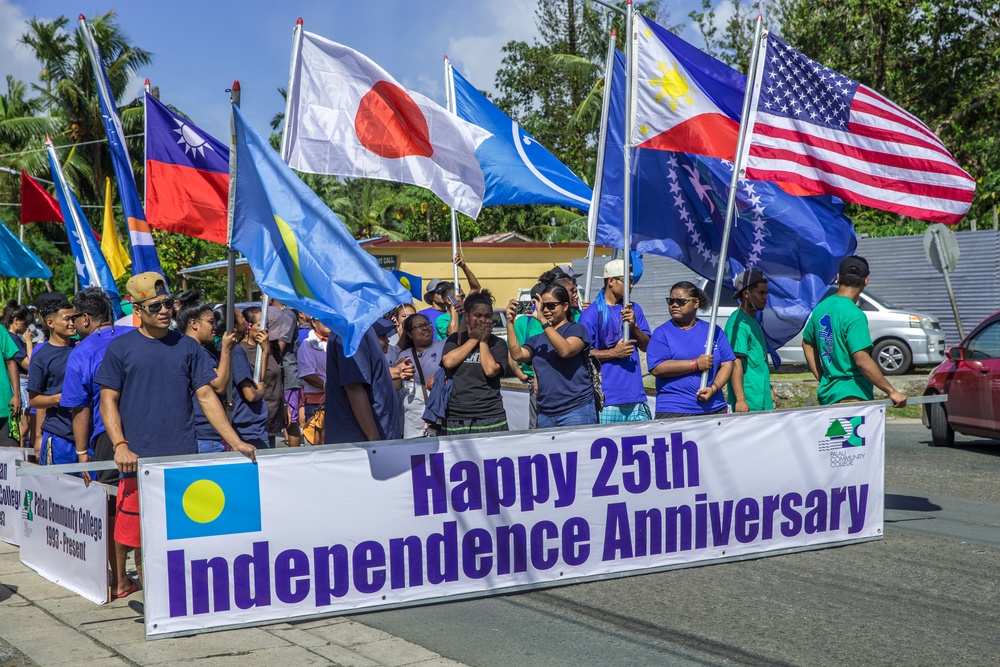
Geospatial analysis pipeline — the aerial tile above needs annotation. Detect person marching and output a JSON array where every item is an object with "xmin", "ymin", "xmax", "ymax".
[
  {"xmin": 506, "ymin": 283, "xmax": 595, "ymax": 428},
  {"xmin": 802, "ymin": 256, "xmax": 907, "ymax": 407},
  {"xmin": 579, "ymin": 259, "xmax": 652, "ymax": 423},
  {"xmin": 725, "ymin": 269, "xmax": 776, "ymax": 412},
  {"xmin": 647, "ymin": 281, "xmax": 736, "ymax": 418}
]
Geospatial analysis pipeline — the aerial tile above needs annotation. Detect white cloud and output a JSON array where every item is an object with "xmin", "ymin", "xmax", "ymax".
[
  {"xmin": 0, "ymin": 0, "xmax": 42, "ymax": 95},
  {"xmin": 446, "ymin": 0, "xmax": 540, "ymax": 93}
]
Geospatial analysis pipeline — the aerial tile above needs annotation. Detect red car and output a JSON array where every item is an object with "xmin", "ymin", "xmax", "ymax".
[{"xmin": 923, "ymin": 311, "xmax": 1000, "ymax": 447}]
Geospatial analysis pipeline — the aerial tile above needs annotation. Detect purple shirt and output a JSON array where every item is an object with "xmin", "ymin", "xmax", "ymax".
[
  {"xmin": 646, "ymin": 319, "xmax": 735, "ymax": 415},
  {"xmin": 297, "ymin": 333, "xmax": 327, "ymax": 397},
  {"xmin": 578, "ymin": 299, "xmax": 651, "ymax": 405}
]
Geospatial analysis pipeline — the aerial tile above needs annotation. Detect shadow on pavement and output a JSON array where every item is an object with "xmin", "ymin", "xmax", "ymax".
[{"xmin": 885, "ymin": 494, "xmax": 942, "ymax": 512}]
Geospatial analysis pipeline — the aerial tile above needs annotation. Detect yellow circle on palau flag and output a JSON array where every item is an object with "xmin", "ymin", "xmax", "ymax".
[
  {"xmin": 400, "ymin": 276, "xmax": 411, "ymax": 290},
  {"xmin": 182, "ymin": 480, "xmax": 226, "ymax": 523}
]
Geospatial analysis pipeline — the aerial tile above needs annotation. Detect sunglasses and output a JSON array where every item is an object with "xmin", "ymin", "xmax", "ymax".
[
  {"xmin": 408, "ymin": 322, "xmax": 432, "ymax": 331},
  {"xmin": 69, "ymin": 313, "xmax": 87, "ymax": 322},
  {"xmin": 539, "ymin": 301, "xmax": 565, "ymax": 311},
  {"xmin": 667, "ymin": 297, "xmax": 697, "ymax": 306},
  {"xmin": 142, "ymin": 298, "xmax": 175, "ymax": 314}
]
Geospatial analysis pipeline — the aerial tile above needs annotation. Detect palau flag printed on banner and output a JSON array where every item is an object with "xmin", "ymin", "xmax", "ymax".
[
  {"xmin": 231, "ymin": 105, "xmax": 412, "ymax": 356},
  {"xmin": 145, "ymin": 93, "xmax": 229, "ymax": 244},
  {"xmin": 598, "ymin": 50, "xmax": 857, "ymax": 363},
  {"xmin": 450, "ymin": 64, "xmax": 592, "ymax": 210},
  {"xmin": 391, "ymin": 269, "xmax": 422, "ymax": 301},
  {"xmin": 164, "ymin": 463, "xmax": 261, "ymax": 540},
  {"xmin": 80, "ymin": 17, "xmax": 164, "ymax": 276}
]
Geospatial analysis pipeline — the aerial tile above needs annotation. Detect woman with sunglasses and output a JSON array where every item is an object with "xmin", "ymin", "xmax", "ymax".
[
  {"xmin": 397, "ymin": 313, "xmax": 444, "ymax": 438},
  {"xmin": 647, "ymin": 281, "xmax": 736, "ymax": 418},
  {"xmin": 441, "ymin": 290, "xmax": 509, "ymax": 435},
  {"xmin": 506, "ymin": 283, "xmax": 595, "ymax": 428},
  {"xmin": 178, "ymin": 295, "xmax": 234, "ymax": 454}
]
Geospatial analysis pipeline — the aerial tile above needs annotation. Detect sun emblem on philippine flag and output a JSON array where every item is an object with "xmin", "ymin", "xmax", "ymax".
[{"xmin": 173, "ymin": 119, "xmax": 214, "ymax": 158}]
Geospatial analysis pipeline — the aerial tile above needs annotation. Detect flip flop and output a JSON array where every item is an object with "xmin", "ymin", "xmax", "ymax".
[{"xmin": 113, "ymin": 579, "xmax": 141, "ymax": 600}]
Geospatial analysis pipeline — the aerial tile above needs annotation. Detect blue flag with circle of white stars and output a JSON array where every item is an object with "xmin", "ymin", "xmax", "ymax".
[{"xmin": 596, "ymin": 51, "xmax": 857, "ymax": 363}]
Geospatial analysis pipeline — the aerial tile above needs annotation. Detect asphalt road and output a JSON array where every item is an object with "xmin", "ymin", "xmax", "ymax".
[{"xmin": 357, "ymin": 422, "xmax": 1000, "ymax": 667}]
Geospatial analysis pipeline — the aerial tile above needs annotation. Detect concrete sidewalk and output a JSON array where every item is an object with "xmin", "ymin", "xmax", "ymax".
[{"xmin": 0, "ymin": 543, "xmax": 466, "ymax": 667}]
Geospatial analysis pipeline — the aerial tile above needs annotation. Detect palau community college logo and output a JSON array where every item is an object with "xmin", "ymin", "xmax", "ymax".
[
  {"xmin": 818, "ymin": 416, "xmax": 867, "ymax": 452},
  {"xmin": 164, "ymin": 463, "xmax": 262, "ymax": 540}
]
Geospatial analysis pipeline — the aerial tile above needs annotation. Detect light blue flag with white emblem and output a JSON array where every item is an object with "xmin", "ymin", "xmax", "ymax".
[
  {"xmin": 231, "ymin": 105, "xmax": 411, "ymax": 356},
  {"xmin": 451, "ymin": 65, "xmax": 592, "ymax": 210},
  {"xmin": 0, "ymin": 223, "xmax": 50, "ymax": 279}
]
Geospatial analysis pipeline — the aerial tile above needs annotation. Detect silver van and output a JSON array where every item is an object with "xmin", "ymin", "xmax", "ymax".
[{"xmin": 699, "ymin": 283, "xmax": 945, "ymax": 375}]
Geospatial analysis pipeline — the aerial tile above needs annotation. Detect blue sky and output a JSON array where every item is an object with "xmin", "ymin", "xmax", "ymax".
[{"xmin": 3, "ymin": 0, "xmax": 726, "ymax": 142}]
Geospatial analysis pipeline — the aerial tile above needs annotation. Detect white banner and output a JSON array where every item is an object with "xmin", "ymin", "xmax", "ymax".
[
  {"xmin": 19, "ymin": 468, "xmax": 109, "ymax": 604},
  {"xmin": 0, "ymin": 449, "xmax": 24, "ymax": 545},
  {"xmin": 140, "ymin": 404, "xmax": 884, "ymax": 638}
]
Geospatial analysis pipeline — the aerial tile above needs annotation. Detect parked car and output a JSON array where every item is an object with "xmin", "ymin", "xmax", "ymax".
[
  {"xmin": 923, "ymin": 311, "xmax": 1000, "ymax": 447},
  {"xmin": 699, "ymin": 281, "xmax": 945, "ymax": 374}
]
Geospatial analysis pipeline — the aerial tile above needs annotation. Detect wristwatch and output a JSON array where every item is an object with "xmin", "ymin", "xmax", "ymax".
[{"xmin": 541, "ymin": 321, "xmax": 553, "ymax": 329}]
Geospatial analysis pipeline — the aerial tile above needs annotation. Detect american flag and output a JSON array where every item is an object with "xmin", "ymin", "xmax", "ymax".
[{"xmin": 743, "ymin": 34, "xmax": 975, "ymax": 225}]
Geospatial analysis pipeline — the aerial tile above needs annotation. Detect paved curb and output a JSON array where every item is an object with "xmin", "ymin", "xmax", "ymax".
[{"xmin": 0, "ymin": 543, "xmax": 467, "ymax": 667}]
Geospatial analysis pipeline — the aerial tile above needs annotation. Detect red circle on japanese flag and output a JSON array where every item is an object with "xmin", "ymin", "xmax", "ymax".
[{"xmin": 355, "ymin": 81, "xmax": 434, "ymax": 159}]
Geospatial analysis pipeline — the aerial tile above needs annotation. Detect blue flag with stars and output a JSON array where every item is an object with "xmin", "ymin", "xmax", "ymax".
[
  {"xmin": 231, "ymin": 105, "xmax": 411, "ymax": 356},
  {"xmin": 451, "ymin": 64, "xmax": 592, "ymax": 210},
  {"xmin": 47, "ymin": 150, "xmax": 122, "ymax": 316},
  {"xmin": 597, "ymin": 51, "xmax": 857, "ymax": 361}
]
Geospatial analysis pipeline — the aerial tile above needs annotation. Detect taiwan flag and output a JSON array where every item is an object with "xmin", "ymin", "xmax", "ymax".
[{"xmin": 145, "ymin": 92, "xmax": 229, "ymax": 244}]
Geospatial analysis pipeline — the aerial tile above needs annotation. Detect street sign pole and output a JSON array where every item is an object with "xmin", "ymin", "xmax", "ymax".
[{"xmin": 923, "ymin": 224, "xmax": 964, "ymax": 340}]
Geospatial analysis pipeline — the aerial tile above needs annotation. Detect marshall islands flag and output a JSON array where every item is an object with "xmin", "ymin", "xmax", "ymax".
[{"xmin": 145, "ymin": 93, "xmax": 229, "ymax": 244}]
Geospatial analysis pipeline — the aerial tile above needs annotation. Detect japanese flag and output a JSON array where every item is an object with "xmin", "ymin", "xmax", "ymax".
[{"xmin": 284, "ymin": 31, "xmax": 491, "ymax": 218}]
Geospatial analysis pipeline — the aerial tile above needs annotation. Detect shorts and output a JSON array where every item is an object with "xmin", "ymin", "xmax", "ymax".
[
  {"xmin": 92, "ymin": 431, "xmax": 120, "ymax": 485},
  {"xmin": 18, "ymin": 378, "xmax": 28, "ymax": 413},
  {"xmin": 655, "ymin": 407, "xmax": 727, "ymax": 419},
  {"xmin": 599, "ymin": 402, "xmax": 652, "ymax": 424},
  {"xmin": 0, "ymin": 418, "xmax": 18, "ymax": 448},
  {"xmin": 283, "ymin": 389, "xmax": 302, "ymax": 424},
  {"xmin": 41, "ymin": 432, "xmax": 83, "ymax": 466},
  {"xmin": 115, "ymin": 477, "xmax": 141, "ymax": 548},
  {"xmin": 442, "ymin": 416, "xmax": 509, "ymax": 435},
  {"xmin": 198, "ymin": 439, "xmax": 226, "ymax": 454}
]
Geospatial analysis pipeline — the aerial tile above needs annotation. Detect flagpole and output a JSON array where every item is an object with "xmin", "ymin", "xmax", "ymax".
[
  {"xmin": 226, "ymin": 81, "xmax": 241, "ymax": 339},
  {"xmin": 17, "ymin": 224, "xmax": 24, "ymax": 302},
  {"xmin": 142, "ymin": 79, "xmax": 150, "ymax": 208},
  {"xmin": 279, "ymin": 18, "xmax": 303, "ymax": 163},
  {"xmin": 620, "ymin": 1, "xmax": 635, "ymax": 342},
  {"xmin": 583, "ymin": 28, "xmax": 618, "ymax": 305},
  {"xmin": 699, "ymin": 16, "xmax": 765, "ymax": 389},
  {"xmin": 444, "ymin": 56, "xmax": 461, "ymax": 291},
  {"xmin": 45, "ymin": 138, "xmax": 100, "ymax": 289}
]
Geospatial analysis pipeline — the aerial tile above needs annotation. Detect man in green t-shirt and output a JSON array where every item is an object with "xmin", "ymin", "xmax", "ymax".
[
  {"xmin": 0, "ymin": 329, "xmax": 22, "ymax": 447},
  {"xmin": 802, "ymin": 256, "xmax": 907, "ymax": 407},
  {"xmin": 726, "ymin": 269, "xmax": 774, "ymax": 412}
]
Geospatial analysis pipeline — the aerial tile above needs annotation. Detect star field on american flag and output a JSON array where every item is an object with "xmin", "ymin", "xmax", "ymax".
[{"xmin": 758, "ymin": 37, "xmax": 860, "ymax": 131}]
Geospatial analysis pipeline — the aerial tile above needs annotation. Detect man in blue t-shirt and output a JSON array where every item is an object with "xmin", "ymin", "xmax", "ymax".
[
  {"xmin": 60, "ymin": 287, "xmax": 136, "ymax": 599},
  {"xmin": 579, "ymin": 259, "xmax": 652, "ymax": 423},
  {"xmin": 97, "ymin": 273, "xmax": 258, "ymax": 579},
  {"xmin": 325, "ymin": 325, "xmax": 401, "ymax": 443},
  {"xmin": 28, "ymin": 294, "xmax": 77, "ymax": 465}
]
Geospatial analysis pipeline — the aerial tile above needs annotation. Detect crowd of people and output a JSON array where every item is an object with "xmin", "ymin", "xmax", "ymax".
[{"xmin": 0, "ymin": 254, "xmax": 908, "ymax": 597}]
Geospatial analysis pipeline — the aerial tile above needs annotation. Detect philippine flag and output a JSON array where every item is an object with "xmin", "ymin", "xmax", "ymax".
[
  {"xmin": 283, "ymin": 31, "xmax": 491, "ymax": 219},
  {"xmin": 145, "ymin": 93, "xmax": 229, "ymax": 244},
  {"xmin": 632, "ymin": 15, "xmax": 745, "ymax": 160}
]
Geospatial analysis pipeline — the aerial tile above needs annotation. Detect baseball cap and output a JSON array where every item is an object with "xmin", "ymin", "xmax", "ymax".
[
  {"xmin": 732, "ymin": 269, "xmax": 766, "ymax": 300},
  {"xmin": 603, "ymin": 259, "xmax": 625, "ymax": 280},
  {"xmin": 422, "ymin": 278, "xmax": 454, "ymax": 304},
  {"xmin": 372, "ymin": 318, "xmax": 396, "ymax": 337},
  {"xmin": 126, "ymin": 272, "xmax": 169, "ymax": 303},
  {"xmin": 839, "ymin": 256, "xmax": 870, "ymax": 279},
  {"xmin": 554, "ymin": 263, "xmax": 582, "ymax": 279}
]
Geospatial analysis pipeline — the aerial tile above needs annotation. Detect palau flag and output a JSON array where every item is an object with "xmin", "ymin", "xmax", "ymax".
[
  {"xmin": 451, "ymin": 63, "xmax": 592, "ymax": 210},
  {"xmin": 0, "ymin": 221, "xmax": 50, "ymax": 279},
  {"xmin": 46, "ymin": 146, "xmax": 123, "ymax": 316},
  {"xmin": 164, "ymin": 463, "xmax": 261, "ymax": 540},
  {"xmin": 145, "ymin": 93, "xmax": 229, "ymax": 244},
  {"xmin": 231, "ymin": 104, "xmax": 412, "ymax": 356},
  {"xmin": 390, "ymin": 269, "xmax": 422, "ymax": 301},
  {"xmin": 597, "ymin": 50, "xmax": 857, "ymax": 363},
  {"xmin": 80, "ymin": 17, "xmax": 164, "ymax": 276}
]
